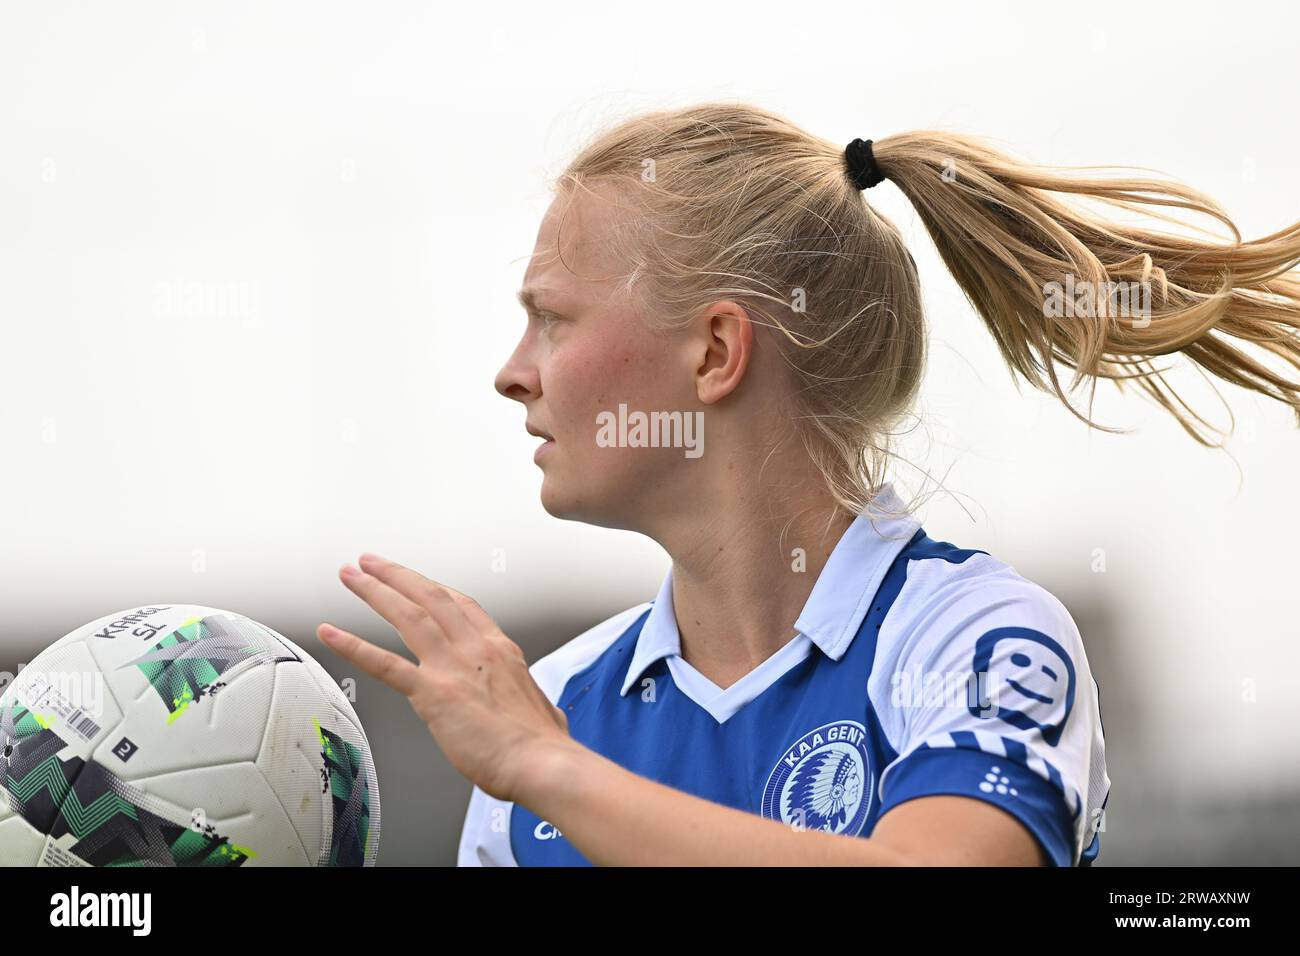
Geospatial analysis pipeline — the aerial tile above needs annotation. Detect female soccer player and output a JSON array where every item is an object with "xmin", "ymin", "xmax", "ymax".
[{"xmin": 315, "ymin": 102, "xmax": 1300, "ymax": 866}]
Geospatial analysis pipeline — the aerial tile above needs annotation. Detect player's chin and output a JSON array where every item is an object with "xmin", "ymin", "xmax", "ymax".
[
  {"xmin": 537, "ymin": 472, "xmax": 580, "ymax": 521},
  {"xmin": 538, "ymin": 473, "xmax": 628, "ymax": 529}
]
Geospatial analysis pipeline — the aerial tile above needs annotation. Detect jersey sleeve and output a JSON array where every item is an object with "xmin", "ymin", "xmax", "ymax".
[
  {"xmin": 456, "ymin": 783, "xmax": 516, "ymax": 866},
  {"xmin": 875, "ymin": 578, "xmax": 1108, "ymax": 866}
]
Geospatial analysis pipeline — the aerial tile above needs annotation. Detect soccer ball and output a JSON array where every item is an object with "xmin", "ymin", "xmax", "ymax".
[{"xmin": 0, "ymin": 604, "xmax": 380, "ymax": 866}]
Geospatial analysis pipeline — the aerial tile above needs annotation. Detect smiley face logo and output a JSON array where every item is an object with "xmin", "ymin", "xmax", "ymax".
[{"xmin": 970, "ymin": 626, "xmax": 1075, "ymax": 746}]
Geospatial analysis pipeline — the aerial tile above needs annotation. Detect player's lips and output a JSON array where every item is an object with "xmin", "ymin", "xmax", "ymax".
[{"xmin": 527, "ymin": 423, "xmax": 555, "ymax": 462}]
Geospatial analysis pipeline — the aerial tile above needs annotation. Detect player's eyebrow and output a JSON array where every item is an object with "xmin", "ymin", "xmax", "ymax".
[{"xmin": 516, "ymin": 287, "xmax": 555, "ymax": 312}]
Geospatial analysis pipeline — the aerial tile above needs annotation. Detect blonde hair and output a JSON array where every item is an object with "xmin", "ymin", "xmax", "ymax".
[{"xmin": 550, "ymin": 101, "xmax": 1300, "ymax": 517}]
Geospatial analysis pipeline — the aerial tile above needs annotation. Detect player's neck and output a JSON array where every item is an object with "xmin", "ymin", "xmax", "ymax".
[{"xmin": 664, "ymin": 492, "xmax": 855, "ymax": 691}]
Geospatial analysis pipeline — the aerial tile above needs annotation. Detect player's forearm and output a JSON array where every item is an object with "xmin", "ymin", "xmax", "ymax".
[{"xmin": 514, "ymin": 739, "xmax": 916, "ymax": 866}]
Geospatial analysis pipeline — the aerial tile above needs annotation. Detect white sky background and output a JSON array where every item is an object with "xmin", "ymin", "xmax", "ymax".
[{"xmin": 1, "ymin": 0, "xmax": 1298, "ymax": 806}]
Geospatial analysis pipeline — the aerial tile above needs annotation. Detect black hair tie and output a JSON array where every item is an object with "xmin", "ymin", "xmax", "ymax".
[{"xmin": 844, "ymin": 138, "xmax": 886, "ymax": 190}]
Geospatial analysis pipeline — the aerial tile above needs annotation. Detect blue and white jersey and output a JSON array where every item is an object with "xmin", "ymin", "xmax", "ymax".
[{"xmin": 457, "ymin": 483, "xmax": 1109, "ymax": 866}]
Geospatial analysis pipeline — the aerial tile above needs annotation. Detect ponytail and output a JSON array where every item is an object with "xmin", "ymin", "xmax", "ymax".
[{"xmin": 871, "ymin": 131, "xmax": 1300, "ymax": 443}]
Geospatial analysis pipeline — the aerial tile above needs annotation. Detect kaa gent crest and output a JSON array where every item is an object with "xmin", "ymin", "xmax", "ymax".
[{"xmin": 761, "ymin": 720, "xmax": 873, "ymax": 835}]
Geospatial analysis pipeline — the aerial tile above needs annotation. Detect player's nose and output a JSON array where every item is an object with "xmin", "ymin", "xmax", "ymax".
[{"xmin": 494, "ymin": 342, "xmax": 540, "ymax": 404}]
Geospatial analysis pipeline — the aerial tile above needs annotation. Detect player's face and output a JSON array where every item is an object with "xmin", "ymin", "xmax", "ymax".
[{"xmin": 494, "ymin": 182, "xmax": 699, "ymax": 530}]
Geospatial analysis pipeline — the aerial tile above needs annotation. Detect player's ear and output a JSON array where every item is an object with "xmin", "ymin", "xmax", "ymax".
[{"xmin": 691, "ymin": 298, "xmax": 754, "ymax": 405}]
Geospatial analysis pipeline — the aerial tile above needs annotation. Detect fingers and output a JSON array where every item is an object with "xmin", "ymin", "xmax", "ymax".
[
  {"xmin": 357, "ymin": 553, "xmax": 481, "ymax": 644},
  {"xmin": 316, "ymin": 623, "xmax": 421, "ymax": 696},
  {"xmin": 420, "ymin": 577, "xmax": 528, "ymax": 664},
  {"xmin": 338, "ymin": 563, "xmax": 446, "ymax": 660},
  {"xmin": 342, "ymin": 552, "xmax": 526, "ymax": 666},
  {"xmin": 442, "ymin": 584, "xmax": 508, "ymax": 640}
]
